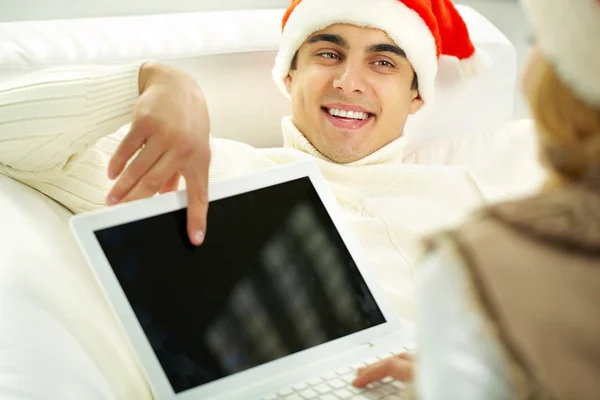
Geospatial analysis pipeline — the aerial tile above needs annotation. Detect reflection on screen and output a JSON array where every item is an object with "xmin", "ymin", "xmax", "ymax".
[{"xmin": 94, "ymin": 177, "xmax": 386, "ymax": 394}]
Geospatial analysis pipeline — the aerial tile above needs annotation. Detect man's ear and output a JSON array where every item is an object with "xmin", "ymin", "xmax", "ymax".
[
  {"xmin": 284, "ymin": 71, "xmax": 293, "ymax": 95},
  {"xmin": 409, "ymin": 91, "xmax": 424, "ymax": 115}
]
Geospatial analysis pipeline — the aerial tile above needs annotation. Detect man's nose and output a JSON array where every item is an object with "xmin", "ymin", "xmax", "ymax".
[{"xmin": 333, "ymin": 60, "xmax": 367, "ymax": 95}]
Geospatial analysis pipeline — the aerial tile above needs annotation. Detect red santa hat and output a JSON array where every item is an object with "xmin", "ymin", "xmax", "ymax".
[
  {"xmin": 272, "ymin": 0, "xmax": 488, "ymax": 103},
  {"xmin": 522, "ymin": 0, "xmax": 600, "ymax": 107}
]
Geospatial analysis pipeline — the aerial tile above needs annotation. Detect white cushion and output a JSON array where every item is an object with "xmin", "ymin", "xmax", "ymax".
[
  {"xmin": 404, "ymin": 119, "xmax": 547, "ymax": 198},
  {"xmin": 0, "ymin": 175, "xmax": 150, "ymax": 399},
  {"xmin": 0, "ymin": 6, "xmax": 516, "ymax": 148}
]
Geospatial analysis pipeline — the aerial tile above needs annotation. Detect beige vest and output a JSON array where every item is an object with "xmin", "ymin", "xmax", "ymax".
[{"xmin": 436, "ymin": 185, "xmax": 600, "ymax": 400}]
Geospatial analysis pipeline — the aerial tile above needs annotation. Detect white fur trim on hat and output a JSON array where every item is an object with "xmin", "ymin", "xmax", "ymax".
[
  {"xmin": 522, "ymin": 0, "xmax": 600, "ymax": 106},
  {"xmin": 272, "ymin": 0, "xmax": 438, "ymax": 102}
]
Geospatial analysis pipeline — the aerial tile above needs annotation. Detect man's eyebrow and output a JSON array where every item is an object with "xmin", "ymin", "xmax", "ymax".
[
  {"xmin": 367, "ymin": 43, "xmax": 407, "ymax": 58},
  {"xmin": 307, "ymin": 33, "xmax": 349, "ymax": 49}
]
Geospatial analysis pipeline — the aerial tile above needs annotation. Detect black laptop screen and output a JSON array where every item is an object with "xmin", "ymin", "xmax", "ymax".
[{"xmin": 94, "ymin": 177, "xmax": 386, "ymax": 394}]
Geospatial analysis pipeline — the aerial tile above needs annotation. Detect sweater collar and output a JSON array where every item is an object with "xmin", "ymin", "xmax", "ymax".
[{"xmin": 281, "ymin": 117, "xmax": 406, "ymax": 166}]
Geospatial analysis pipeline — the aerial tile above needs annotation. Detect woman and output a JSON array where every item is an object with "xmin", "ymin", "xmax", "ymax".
[{"xmin": 354, "ymin": 0, "xmax": 600, "ymax": 398}]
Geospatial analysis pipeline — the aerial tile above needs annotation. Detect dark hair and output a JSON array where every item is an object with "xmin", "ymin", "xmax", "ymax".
[{"xmin": 289, "ymin": 50, "xmax": 419, "ymax": 90}]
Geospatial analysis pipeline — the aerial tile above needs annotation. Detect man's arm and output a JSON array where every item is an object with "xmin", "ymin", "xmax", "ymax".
[
  {"xmin": 0, "ymin": 62, "xmax": 211, "ymax": 245},
  {"xmin": 0, "ymin": 63, "xmax": 141, "ymax": 172}
]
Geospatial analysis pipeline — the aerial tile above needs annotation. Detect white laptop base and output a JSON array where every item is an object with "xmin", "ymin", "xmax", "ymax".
[{"xmin": 70, "ymin": 161, "xmax": 415, "ymax": 399}]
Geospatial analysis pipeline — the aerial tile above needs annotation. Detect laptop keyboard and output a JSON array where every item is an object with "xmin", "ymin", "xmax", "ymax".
[{"xmin": 261, "ymin": 346, "xmax": 412, "ymax": 400}]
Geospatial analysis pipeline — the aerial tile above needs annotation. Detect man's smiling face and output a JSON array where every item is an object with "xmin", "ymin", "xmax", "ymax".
[{"xmin": 285, "ymin": 23, "xmax": 423, "ymax": 163}]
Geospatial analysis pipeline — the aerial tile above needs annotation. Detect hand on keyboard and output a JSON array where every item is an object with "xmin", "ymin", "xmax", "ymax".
[
  {"xmin": 262, "ymin": 346, "xmax": 415, "ymax": 399},
  {"xmin": 351, "ymin": 353, "xmax": 414, "ymax": 388}
]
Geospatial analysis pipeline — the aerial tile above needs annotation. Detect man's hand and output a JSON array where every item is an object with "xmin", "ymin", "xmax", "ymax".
[
  {"xmin": 106, "ymin": 62, "xmax": 211, "ymax": 246},
  {"xmin": 352, "ymin": 353, "xmax": 414, "ymax": 388}
]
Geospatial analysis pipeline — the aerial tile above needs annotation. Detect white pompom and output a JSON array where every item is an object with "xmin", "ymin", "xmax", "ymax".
[{"xmin": 459, "ymin": 49, "xmax": 491, "ymax": 77}]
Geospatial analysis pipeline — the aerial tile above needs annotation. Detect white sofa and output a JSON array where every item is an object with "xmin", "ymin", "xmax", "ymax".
[{"xmin": 0, "ymin": 4, "xmax": 546, "ymax": 399}]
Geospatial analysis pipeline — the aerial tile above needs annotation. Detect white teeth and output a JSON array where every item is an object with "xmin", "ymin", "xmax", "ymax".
[{"xmin": 327, "ymin": 108, "xmax": 369, "ymax": 120}]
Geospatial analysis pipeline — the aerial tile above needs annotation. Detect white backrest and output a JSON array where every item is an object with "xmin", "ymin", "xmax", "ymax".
[{"xmin": 0, "ymin": 5, "xmax": 516, "ymax": 148}]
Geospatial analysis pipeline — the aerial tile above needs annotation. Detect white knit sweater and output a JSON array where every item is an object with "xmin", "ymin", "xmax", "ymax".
[{"xmin": 0, "ymin": 63, "xmax": 492, "ymax": 321}]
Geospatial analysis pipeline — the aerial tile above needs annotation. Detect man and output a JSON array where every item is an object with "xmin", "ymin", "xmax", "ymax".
[{"xmin": 0, "ymin": 0, "xmax": 492, "ymax": 321}]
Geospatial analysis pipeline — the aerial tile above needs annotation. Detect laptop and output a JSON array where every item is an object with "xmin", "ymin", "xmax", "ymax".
[{"xmin": 70, "ymin": 160, "xmax": 415, "ymax": 400}]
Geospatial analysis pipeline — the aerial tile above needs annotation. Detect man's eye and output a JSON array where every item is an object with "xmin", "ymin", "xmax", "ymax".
[
  {"xmin": 320, "ymin": 52, "xmax": 340, "ymax": 60},
  {"xmin": 374, "ymin": 60, "xmax": 394, "ymax": 67}
]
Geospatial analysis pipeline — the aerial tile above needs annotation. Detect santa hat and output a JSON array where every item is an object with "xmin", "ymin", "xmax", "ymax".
[
  {"xmin": 522, "ymin": 0, "xmax": 600, "ymax": 107},
  {"xmin": 272, "ymin": 0, "xmax": 488, "ymax": 103}
]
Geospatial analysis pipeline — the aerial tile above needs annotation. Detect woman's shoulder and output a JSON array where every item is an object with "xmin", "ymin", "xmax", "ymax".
[{"xmin": 469, "ymin": 185, "xmax": 600, "ymax": 256}]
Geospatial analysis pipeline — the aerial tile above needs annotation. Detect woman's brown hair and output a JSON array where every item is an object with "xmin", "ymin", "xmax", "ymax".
[{"xmin": 527, "ymin": 55, "xmax": 600, "ymax": 189}]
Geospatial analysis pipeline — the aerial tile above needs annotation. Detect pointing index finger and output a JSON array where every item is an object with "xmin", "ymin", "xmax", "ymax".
[{"xmin": 182, "ymin": 150, "xmax": 210, "ymax": 246}]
